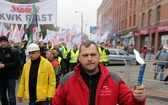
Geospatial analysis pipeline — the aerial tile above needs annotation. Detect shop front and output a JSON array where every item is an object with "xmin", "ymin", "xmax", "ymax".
[
  {"xmin": 133, "ymin": 29, "xmax": 149, "ymax": 52},
  {"xmin": 154, "ymin": 24, "xmax": 168, "ymax": 53},
  {"xmin": 110, "ymin": 32, "xmax": 118, "ymax": 47},
  {"xmin": 120, "ymin": 32, "xmax": 134, "ymax": 46}
]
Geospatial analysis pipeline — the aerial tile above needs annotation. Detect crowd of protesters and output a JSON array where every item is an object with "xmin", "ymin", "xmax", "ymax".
[
  {"xmin": 0, "ymin": 35, "xmax": 81, "ymax": 105},
  {"xmin": 0, "ymin": 35, "xmax": 148, "ymax": 105}
]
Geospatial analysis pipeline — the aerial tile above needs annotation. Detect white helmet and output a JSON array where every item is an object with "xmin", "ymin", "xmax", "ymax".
[{"xmin": 27, "ymin": 43, "xmax": 40, "ymax": 52}]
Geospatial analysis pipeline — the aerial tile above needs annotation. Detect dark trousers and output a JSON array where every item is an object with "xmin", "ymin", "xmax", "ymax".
[
  {"xmin": 29, "ymin": 97, "xmax": 49, "ymax": 105},
  {"xmin": 0, "ymin": 78, "xmax": 16, "ymax": 105},
  {"xmin": 69, "ymin": 63, "xmax": 77, "ymax": 72},
  {"xmin": 62, "ymin": 59, "xmax": 69, "ymax": 75}
]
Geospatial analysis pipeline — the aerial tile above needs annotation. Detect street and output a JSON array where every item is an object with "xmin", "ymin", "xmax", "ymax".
[
  {"xmin": 1, "ymin": 59, "xmax": 168, "ymax": 105},
  {"xmin": 146, "ymin": 98, "xmax": 168, "ymax": 105},
  {"xmin": 14, "ymin": 59, "xmax": 168, "ymax": 105},
  {"xmin": 15, "ymin": 72, "xmax": 168, "ymax": 105}
]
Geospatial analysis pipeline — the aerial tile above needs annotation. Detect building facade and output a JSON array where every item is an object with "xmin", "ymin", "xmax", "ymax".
[{"xmin": 98, "ymin": 0, "xmax": 168, "ymax": 54}]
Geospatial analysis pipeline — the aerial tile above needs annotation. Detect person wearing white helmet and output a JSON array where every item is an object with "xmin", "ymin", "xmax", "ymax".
[{"xmin": 17, "ymin": 43, "xmax": 56, "ymax": 105}]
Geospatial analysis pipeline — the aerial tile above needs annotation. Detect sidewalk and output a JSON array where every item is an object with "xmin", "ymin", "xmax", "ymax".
[
  {"xmin": 107, "ymin": 55, "xmax": 168, "ymax": 101},
  {"xmin": 144, "ymin": 80, "xmax": 168, "ymax": 100},
  {"xmin": 145, "ymin": 55, "xmax": 168, "ymax": 99}
]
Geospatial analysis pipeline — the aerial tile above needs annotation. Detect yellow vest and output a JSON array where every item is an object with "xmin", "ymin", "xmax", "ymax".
[
  {"xmin": 47, "ymin": 46, "xmax": 54, "ymax": 50},
  {"xmin": 98, "ymin": 47, "xmax": 108, "ymax": 62},
  {"xmin": 62, "ymin": 47, "xmax": 70, "ymax": 59},
  {"xmin": 69, "ymin": 50, "xmax": 79, "ymax": 63},
  {"xmin": 58, "ymin": 57, "xmax": 61, "ymax": 64}
]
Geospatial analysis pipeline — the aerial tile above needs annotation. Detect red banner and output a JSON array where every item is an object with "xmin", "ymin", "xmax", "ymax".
[
  {"xmin": 156, "ymin": 24, "xmax": 168, "ymax": 32},
  {"xmin": 139, "ymin": 29, "xmax": 149, "ymax": 35}
]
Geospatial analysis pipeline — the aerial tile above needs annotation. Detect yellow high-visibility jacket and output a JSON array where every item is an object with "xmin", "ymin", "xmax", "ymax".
[
  {"xmin": 69, "ymin": 50, "xmax": 79, "ymax": 63},
  {"xmin": 17, "ymin": 56, "xmax": 56, "ymax": 103},
  {"xmin": 62, "ymin": 46, "xmax": 70, "ymax": 59},
  {"xmin": 98, "ymin": 47, "xmax": 108, "ymax": 62}
]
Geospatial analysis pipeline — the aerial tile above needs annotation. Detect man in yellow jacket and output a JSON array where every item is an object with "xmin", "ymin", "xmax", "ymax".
[{"xmin": 17, "ymin": 43, "xmax": 56, "ymax": 105}]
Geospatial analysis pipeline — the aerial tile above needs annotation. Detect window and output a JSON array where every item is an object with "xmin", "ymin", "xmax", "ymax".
[
  {"xmin": 134, "ymin": 0, "xmax": 136, "ymax": 5},
  {"xmin": 122, "ymin": 4, "xmax": 124, "ymax": 13},
  {"xmin": 109, "ymin": 50, "xmax": 117, "ymax": 55},
  {"xmin": 130, "ymin": 16, "xmax": 132, "ymax": 27},
  {"xmin": 143, "ymin": 0, "xmax": 146, "ymax": 2},
  {"xmin": 118, "ymin": 50, "xmax": 128, "ymax": 55},
  {"xmin": 126, "ymin": 1, "xmax": 128, "ymax": 11},
  {"xmin": 122, "ymin": 20, "xmax": 124, "ymax": 29},
  {"xmin": 157, "ymin": 6, "xmax": 161, "ymax": 21},
  {"xmin": 133, "ymin": 14, "xmax": 136, "ymax": 26},
  {"xmin": 142, "ymin": 13, "xmax": 145, "ymax": 26},
  {"xmin": 125, "ymin": 19, "xmax": 127, "ymax": 28},
  {"xmin": 148, "ymin": 10, "xmax": 152, "ymax": 25},
  {"xmin": 130, "ymin": 0, "xmax": 132, "ymax": 8}
]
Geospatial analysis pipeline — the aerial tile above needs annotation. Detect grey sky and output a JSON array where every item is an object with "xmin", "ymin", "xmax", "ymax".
[{"xmin": 57, "ymin": 0, "xmax": 103, "ymax": 34}]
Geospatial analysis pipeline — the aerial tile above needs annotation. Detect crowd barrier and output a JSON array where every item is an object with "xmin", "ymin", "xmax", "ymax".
[{"xmin": 107, "ymin": 58, "xmax": 168, "ymax": 95}]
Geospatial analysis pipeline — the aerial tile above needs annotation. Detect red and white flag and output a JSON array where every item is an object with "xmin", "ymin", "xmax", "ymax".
[
  {"xmin": 0, "ymin": 23, "xmax": 8, "ymax": 37},
  {"xmin": 70, "ymin": 25, "xmax": 77, "ymax": 36},
  {"xmin": 12, "ymin": 24, "xmax": 20, "ymax": 42},
  {"xmin": 20, "ymin": 24, "xmax": 25, "ymax": 38},
  {"xmin": 9, "ymin": 24, "xmax": 14, "ymax": 36},
  {"xmin": 66, "ymin": 31, "xmax": 72, "ymax": 43},
  {"xmin": 100, "ymin": 31, "xmax": 109, "ymax": 43},
  {"xmin": 94, "ymin": 14, "xmax": 102, "ymax": 43}
]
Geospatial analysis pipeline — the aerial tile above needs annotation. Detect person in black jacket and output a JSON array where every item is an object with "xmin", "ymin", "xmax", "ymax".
[
  {"xmin": 20, "ymin": 40, "xmax": 27, "ymax": 72},
  {"xmin": 38, "ymin": 41, "xmax": 47, "ymax": 58},
  {"xmin": 0, "ymin": 36, "xmax": 20, "ymax": 105}
]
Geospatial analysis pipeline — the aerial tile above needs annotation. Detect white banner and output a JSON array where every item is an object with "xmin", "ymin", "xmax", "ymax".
[{"xmin": 0, "ymin": 0, "xmax": 57, "ymax": 24}]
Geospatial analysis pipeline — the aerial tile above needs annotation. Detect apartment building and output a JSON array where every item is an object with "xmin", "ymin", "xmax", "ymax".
[{"xmin": 98, "ymin": 0, "xmax": 168, "ymax": 53}]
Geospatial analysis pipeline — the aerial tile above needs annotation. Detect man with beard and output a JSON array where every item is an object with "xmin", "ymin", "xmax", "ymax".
[{"xmin": 52, "ymin": 40, "xmax": 146, "ymax": 105}]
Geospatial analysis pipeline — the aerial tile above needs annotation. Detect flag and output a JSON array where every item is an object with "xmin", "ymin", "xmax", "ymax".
[
  {"xmin": 39, "ymin": 34, "xmax": 43, "ymax": 41},
  {"xmin": 9, "ymin": 24, "xmax": 14, "ymax": 36},
  {"xmin": 58, "ymin": 30, "xmax": 67, "ymax": 42},
  {"xmin": 23, "ymin": 3, "xmax": 38, "ymax": 44},
  {"xmin": 11, "ymin": 24, "xmax": 20, "ymax": 42},
  {"xmin": 100, "ymin": 31, "xmax": 109, "ymax": 43},
  {"xmin": 70, "ymin": 25, "xmax": 77, "ymax": 36},
  {"xmin": 94, "ymin": 14, "xmax": 102, "ymax": 43},
  {"xmin": 43, "ymin": 29, "xmax": 56, "ymax": 43},
  {"xmin": 33, "ymin": 22, "xmax": 41, "ymax": 41},
  {"xmin": 20, "ymin": 24, "xmax": 25, "ymax": 38},
  {"xmin": 0, "ymin": 23, "xmax": 8, "ymax": 37},
  {"xmin": 66, "ymin": 31, "xmax": 71, "ymax": 43},
  {"xmin": 57, "ymin": 27, "xmax": 62, "ymax": 41}
]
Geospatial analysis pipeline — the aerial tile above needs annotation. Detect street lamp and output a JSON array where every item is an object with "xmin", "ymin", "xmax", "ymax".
[{"xmin": 75, "ymin": 11, "xmax": 83, "ymax": 36}]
